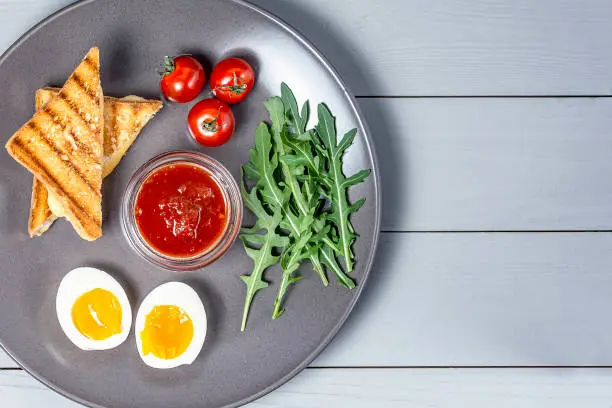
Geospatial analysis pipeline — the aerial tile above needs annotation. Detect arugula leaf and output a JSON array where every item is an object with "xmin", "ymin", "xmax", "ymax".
[
  {"xmin": 265, "ymin": 97, "xmax": 310, "ymax": 217},
  {"xmin": 240, "ymin": 122, "xmax": 293, "ymax": 331},
  {"xmin": 309, "ymin": 218, "xmax": 355, "ymax": 289},
  {"xmin": 239, "ymin": 180, "xmax": 288, "ymax": 331},
  {"xmin": 315, "ymin": 103, "xmax": 370, "ymax": 272},
  {"xmin": 264, "ymin": 97, "xmax": 330, "ymax": 288},
  {"xmin": 281, "ymin": 82, "xmax": 310, "ymax": 140},
  {"xmin": 273, "ymin": 228, "xmax": 314, "ymax": 319},
  {"xmin": 239, "ymin": 83, "xmax": 369, "ymax": 329},
  {"xmin": 250, "ymin": 122, "xmax": 301, "ymax": 235},
  {"xmin": 320, "ymin": 244, "xmax": 355, "ymax": 289}
]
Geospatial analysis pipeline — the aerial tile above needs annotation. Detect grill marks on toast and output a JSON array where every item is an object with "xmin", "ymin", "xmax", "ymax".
[
  {"xmin": 12, "ymin": 138, "xmax": 100, "ymax": 230},
  {"xmin": 83, "ymin": 54, "xmax": 99, "ymax": 76},
  {"xmin": 26, "ymin": 87, "xmax": 163, "ymax": 238},
  {"xmin": 52, "ymin": 94, "xmax": 100, "ymax": 163},
  {"xmin": 5, "ymin": 47, "xmax": 104, "ymax": 241},
  {"xmin": 15, "ymin": 121, "xmax": 101, "ymax": 225},
  {"xmin": 38, "ymin": 108, "xmax": 97, "ymax": 163},
  {"xmin": 72, "ymin": 72, "xmax": 98, "ymax": 103},
  {"xmin": 105, "ymin": 100, "xmax": 118, "ymax": 155},
  {"xmin": 108, "ymin": 102, "xmax": 138, "ymax": 155},
  {"xmin": 100, "ymin": 97, "xmax": 162, "ymax": 176},
  {"xmin": 24, "ymin": 120, "xmax": 98, "ymax": 196}
]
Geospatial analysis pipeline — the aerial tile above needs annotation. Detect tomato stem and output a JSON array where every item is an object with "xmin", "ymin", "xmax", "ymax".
[
  {"xmin": 213, "ymin": 73, "xmax": 248, "ymax": 95},
  {"xmin": 202, "ymin": 107, "xmax": 222, "ymax": 133},
  {"xmin": 159, "ymin": 56, "xmax": 175, "ymax": 77}
]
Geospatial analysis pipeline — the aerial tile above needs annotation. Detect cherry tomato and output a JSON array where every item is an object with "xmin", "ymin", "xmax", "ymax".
[
  {"xmin": 210, "ymin": 58, "xmax": 255, "ymax": 104},
  {"xmin": 187, "ymin": 98, "xmax": 235, "ymax": 147},
  {"xmin": 160, "ymin": 55, "xmax": 206, "ymax": 103}
]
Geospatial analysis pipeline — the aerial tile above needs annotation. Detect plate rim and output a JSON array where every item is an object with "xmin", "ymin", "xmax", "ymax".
[{"xmin": 0, "ymin": 0, "xmax": 382, "ymax": 407}]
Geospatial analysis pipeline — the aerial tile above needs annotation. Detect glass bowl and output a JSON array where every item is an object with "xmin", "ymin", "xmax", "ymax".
[{"xmin": 121, "ymin": 150, "xmax": 242, "ymax": 271}]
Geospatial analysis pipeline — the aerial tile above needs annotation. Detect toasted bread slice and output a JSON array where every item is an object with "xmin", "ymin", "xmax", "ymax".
[
  {"xmin": 6, "ymin": 47, "xmax": 104, "ymax": 241},
  {"xmin": 35, "ymin": 89, "xmax": 163, "ymax": 177},
  {"xmin": 29, "ymin": 178, "xmax": 57, "ymax": 236},
  {"xmin": 28, "ymin": 89, "xmax": 163, "ymax": 237}
]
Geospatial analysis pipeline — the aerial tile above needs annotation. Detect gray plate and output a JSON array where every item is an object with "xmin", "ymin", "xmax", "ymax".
[{"xmin": 0, "ymin": 1, "xmax": 381, "ymax": 407}]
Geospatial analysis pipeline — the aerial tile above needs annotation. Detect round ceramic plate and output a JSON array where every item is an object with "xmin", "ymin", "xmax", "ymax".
[{"xmin": 0, "ymin": 1, "xmax": 380, "ymax": 407}]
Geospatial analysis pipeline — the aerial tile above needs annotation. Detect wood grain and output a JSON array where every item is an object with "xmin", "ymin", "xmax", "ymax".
[
  {"xmin": 5, "ymin": 368, "xmax": 612, "ymax": 408},
  {"xmin": 316, "ymin": 232, "xmax": 612, "ymax": 366},
  {"xmin": 251, "ymin": 0, "xmax": 612, "ymax": 96},
  {"xmin": 0, "ymin": 0, "xmax": 70, "ymax": 54},
  {"xmin": 4, "ymin": 232, "xmax": 612, "ymax": 368},
  {"xmin": 358, "ymin": 97, "xmax": 612, "ymax": 231}
]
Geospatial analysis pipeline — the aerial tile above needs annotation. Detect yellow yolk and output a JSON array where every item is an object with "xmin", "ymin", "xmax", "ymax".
[
  {"xmin": 71, "ymin": 288, "xmax": 123, "ymax": 340},
  {"xmin": 140, "ymin": 305, "xmax": 194, "ymax": 360}
]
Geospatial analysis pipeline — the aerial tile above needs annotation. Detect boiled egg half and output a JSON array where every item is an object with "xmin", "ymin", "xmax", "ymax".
[
  {"xmin": 135, "ymin": 282, "xmax": 207, "ymax": 369},
  {"xmin": 56, "ymin": 267, "xmax": 132, "ymax": 350}
]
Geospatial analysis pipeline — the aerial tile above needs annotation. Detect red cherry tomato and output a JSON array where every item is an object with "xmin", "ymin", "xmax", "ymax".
[
  {"xmin": 187, "ymin": 99, "xmax": 235, "ymax": 147},
  {"xmin": 160, "ymin": 55, "xmax": 206, "ymax": 103},
  {"xmin": 210, "ymin": 58, "xmax": 255, "ymax": 104}
]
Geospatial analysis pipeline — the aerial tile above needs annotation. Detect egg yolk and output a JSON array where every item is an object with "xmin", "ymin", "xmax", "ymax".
[
  {"xmin": 72, "ymin": 288, "xmax": 123, "ymax": 340},
  {"xmin": 140, "ymin": 305, "xmax": 194, "ymax": 360}
]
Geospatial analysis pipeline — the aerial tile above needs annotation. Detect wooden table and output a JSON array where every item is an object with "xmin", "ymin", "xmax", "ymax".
[{"xmin": 3, "ymin": 0, "xmax": 612, "ymax": 406}]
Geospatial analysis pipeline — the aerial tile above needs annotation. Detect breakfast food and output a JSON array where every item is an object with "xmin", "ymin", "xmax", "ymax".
[
  {"xmin": 56, "ymin": 267, "xmax": 132, "ymax": 351},
  {"xmin": 29, "ymin": 88, "xmax": 163, "ymax": 237},
  {"xmin": 121, "ymin": 151, "xmax": 242, "ymax": 271},
  {"xmin": 210, "ymin": 57, "xmax": 255, "ymax": 104},
  {"xmin": 135, "ymin": 282, "xmax": 207, "ymax": 369},
  {"xmin": 160, "ymin": 55, "xmax": 206, "ymax": 103},
  {"xmin": 134, "ymin": 163, "xmax": 228, "ymax": 258},
  {"xmin": 5, "ymin": 47, "xmax": 104, "ymax": 241},
  {"xmin": 35, "ymin": 89, "xmax": 164, "ymax": 178},
  {"xmin": 187, "ymin": 98, "xmax": 235, "ymax": 147}
]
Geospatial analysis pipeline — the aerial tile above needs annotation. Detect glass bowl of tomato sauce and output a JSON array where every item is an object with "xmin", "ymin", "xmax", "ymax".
[{"xmin": 121, "ymin": 151, "xmax": 242, "ymax": 271}]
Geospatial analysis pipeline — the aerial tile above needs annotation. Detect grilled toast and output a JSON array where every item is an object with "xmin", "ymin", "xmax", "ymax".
[
  {"xmin": 29, "ymin": 89, "xmax": 163, "ymax": 237},
  {"xmin": 6, "ymin": 47, "xmax": 104, "ymax": 241}
]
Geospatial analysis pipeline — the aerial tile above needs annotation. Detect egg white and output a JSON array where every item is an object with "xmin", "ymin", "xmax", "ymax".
[
  {"xmin": 135, "ymin": 282, "xmax": 207, "ymax": 369},
  {"xmin": 56, "ymin": 267, "xmax": 132, "ymax": 351}
]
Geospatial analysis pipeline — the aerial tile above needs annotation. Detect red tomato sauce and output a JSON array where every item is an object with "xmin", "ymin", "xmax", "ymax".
[{"xmin": 134, "ymin": 163, "xmax": 227, "ymax": 258}]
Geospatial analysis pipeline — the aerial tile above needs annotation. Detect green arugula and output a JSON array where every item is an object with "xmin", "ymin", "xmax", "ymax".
[
  {"xmin": 239, "ymin": 124, "xmax": 288, "ymax": 331},
  {"xmin": 263, "ymin": 97, "xmax": 329, "ymax": 317},
  {"xmin": 239, "ymin": 83, "xmax": 369, "ymax": 330},
  {"xmin": 239, "ymin": 181, "xmax": 288, "ymax": 331},
  {"xmin": 277, "ymin": 86, "xmax": 357, "ymax": 287},
  {"xmin": 315, "ymin": 104, "xmax": 370, "ymax": 272}
]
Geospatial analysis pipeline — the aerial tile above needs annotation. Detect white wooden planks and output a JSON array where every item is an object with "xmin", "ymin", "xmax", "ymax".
[
  {"xmin": 4, "ymin": 232, "xmax": 612, "ymax": 368},
  {"xmin": 317, "ymin": 232, "xmax": 612, "ymax": 366},
  {"xmin": 0, "ymin": 0, "xmax": 71, "ymax": 54},
  {"xmin": 3, "ymin": 1, "xmax": 612, "ymax": 96},
  {"xmin": 0, "ymin": 352, "xmax": 14, "ymax": 369},
  {"xmin": 361, "ymin": 97, "xmax": 612, "ymax": 231},
  {"xmin": 5, "ymin": 368, "xmax": 612, "ymax": 408},
  {"xmin": 251, "ymin": 0, "xmax": 612, "ymax": 96}
]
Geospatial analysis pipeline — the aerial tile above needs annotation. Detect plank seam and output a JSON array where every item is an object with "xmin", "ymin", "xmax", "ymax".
[
  {"xmin": 381, "ymin": 230, "xmax": 612, "ymax": 234},
  {"xmin": 5, "ymin": 366, "xmax": 612, "ymax": 371},
  {"xmin": 356, "ymin": 95, "xmax": 612, "ymax": 99},
  {"xmin": 307, "ymin": 365, "xmax": 612, "ymax": 369}
]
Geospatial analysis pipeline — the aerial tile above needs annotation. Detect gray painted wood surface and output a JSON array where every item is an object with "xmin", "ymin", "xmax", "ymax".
[
  {"xmin": 5, "ymin": 368, "xmax": 612, "ymax": 408},
  {"xmin": 252, "ymin": 0, "xmax": 612, "ymax": 96},
  {"xmin": 2, "ymin": 0, "xmax": 612, "ymax": 407},
  {"xmin": 362, "ymin": 97, "xmax": 612, "ymax": 231}
]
